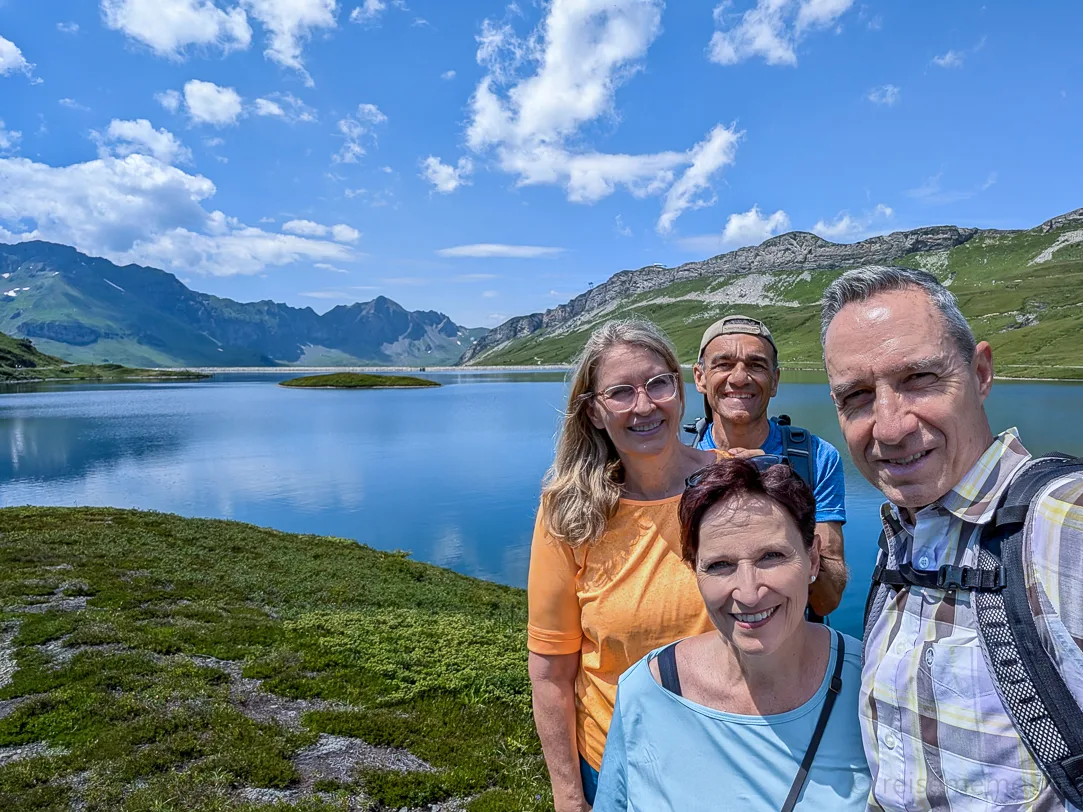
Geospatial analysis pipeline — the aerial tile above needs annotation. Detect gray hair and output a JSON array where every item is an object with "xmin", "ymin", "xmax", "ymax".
[{"xmin": 820, "ymin": 265, "xmax": 977, "ymax": 362}]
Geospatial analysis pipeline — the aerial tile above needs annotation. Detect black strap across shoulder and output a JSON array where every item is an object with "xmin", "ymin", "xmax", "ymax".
[
  {"xmin": 861, "ymin": 454, "xmax": 1083, "ymax": 806},
  {"xmin": 657, "ymin": 642, "xmax": 682, "ymax": 696},
  {"xmin": 781, "ymin": 629, "xmax": 845, "ymax": 812},
  {"xmin": 776, "ymin": 414, "xmax": 814, "ymax": 490}
]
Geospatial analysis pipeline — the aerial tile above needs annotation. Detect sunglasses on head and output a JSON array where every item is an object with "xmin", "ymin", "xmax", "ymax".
[{"xmin": 684, "ymin": 454, "xmax": 792, "ymax": 489}]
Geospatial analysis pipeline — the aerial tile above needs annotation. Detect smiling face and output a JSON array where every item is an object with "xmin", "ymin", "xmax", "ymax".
[
  {"xmin": 587, "ymin": 343, "xmax": 684, "ymax": 459},
  {"xmin": 824, "ymin": 287, "xmax": 995, "ymax": 510},
  {"xmin": 695, "ymin": 494, "xmax": 817, "ymax": 657},
  {"xmin": 694, "ymin": 334, "xmax": 780, "ymax": 428}
]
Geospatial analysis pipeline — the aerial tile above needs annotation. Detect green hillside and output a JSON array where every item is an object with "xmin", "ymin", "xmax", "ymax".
[
  {"xmin": 479, "ymin": 220, "xmax": 1083, "ymax": 379},
  {"xmin": 0, "ymin": 330, "xmax": 67, "ymax": 369}
]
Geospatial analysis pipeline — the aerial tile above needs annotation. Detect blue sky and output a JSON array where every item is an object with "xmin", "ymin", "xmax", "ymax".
[{"xmin": 0, "ymin": 0, "xmax": 1080, "ymax": 328}]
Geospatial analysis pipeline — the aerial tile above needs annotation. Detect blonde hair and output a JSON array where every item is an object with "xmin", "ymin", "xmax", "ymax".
[{"xmin": 541, "ymin": 319, "xmax": 684, "ymax": 547}]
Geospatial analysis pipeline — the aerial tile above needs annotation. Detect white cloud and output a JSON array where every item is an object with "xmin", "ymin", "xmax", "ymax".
[
  {"xmin": 0, "ymin": 153, "xmax": 353, "ymax": 276},
  {"xmin": 435, "ymin": 244, "xmax": 565, "ymax": 258},
  {"xmin": 867, "ymin": 84, "xmax": 900, "ymax": 106},
  {"xmin": 102, "ymin": 0, "xmax": 335, "ymax": 85},
  {"xmin": 482, "ymin": 290, "xmax": 499, "ymax": 298},
  {"xmin": 315, "ymin": 262, "xmax": 348, "ymax": 272},
  {"xmin": 441, "ymin": 70, "xmax": 456, "ymax": 80},
  {"xmin": 932, "ymin": 49, "xmax": 964, "ymax": 68},
  {"xmin": 242, "ymin": 0, "xmax": 338, "ymax": 86},
  {"xmin": 657, "ymin": 125, "xmax": 741, "ymax": 234},
  {"xmin": 812, "ymin": 202, "xmax": 893, "ymax": 240},
  {"xmin": 253, "ymin": 92, "xmax": 316, "ymax": 122},
  {"xmin": 709, "ymin": 0, "xmax": 854, "ymax": 66},
  {"xmin": 722, "ymin": 205, "xmax": 790, "ymax": 246},
  {"xmin": 906, "ymin": 171, "xmax": 996, "ymax": 205},
  {"xmin": 0, "ymin": 121, "xmax": 21, "ymax": 155},
  {"xmin": 281, "ymin": 219, "xmax": 360, "ymax": 243},
  {"xmin": 615, "ymin": 214, "xmax": 632, "ymax": 237},
  {"xmin": 466, "ymin": 1, "xmax": 740, "ymax": 230},
  {"xmin": 350, "ymin": 0, "xmax": 385, "ymax": 23},
  {"xmin": 420, "ymin": 156, "xmax": 474, "ymax": 194},
  {"xmin": 93, "ymin": 119, "xmax": 192, "ymax": 165},
  {"xmin": 155, "ymin": 89, "xmax": 183, "ymax": 113},
  {"xmin": 57, "ymin": 22, "xmax": 81, "ymax": 34},
  {"xmin": 100, "ymin": 0, "xmax": 252, "ymax": 58},
  {"xmin": 254, "ymin": 98, "xmax": 285, "ymax": 117},
  {"xmin": 184, "ymin": 79, "xmax": 244, "ymax": 126},
  {"xmin": 331, "ymin": 224, "xmax": 360, "ymax": 243},
  {"xmin": 333, "ymin": 103, "xmax": 387, "ymax": 163},
  {"xmin": 59, "ymin": 98, "xmax": 92, "ymax": 112},
  {"xmin": 0, "ymin": 35, "xmax": 34, "ymax": 77}
]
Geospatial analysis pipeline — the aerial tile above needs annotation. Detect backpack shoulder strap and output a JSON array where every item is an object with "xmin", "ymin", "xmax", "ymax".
[
  {"xmin": 974, "ymin": 454, "xmax": 1083, "ymax": 806},
  {"xmin": 657, "ymin": 642, "xmax": 682, "ymax": 696},
  {"xmin": 776, "ymin": 415, "xmax": 814, "ymax": 489}
]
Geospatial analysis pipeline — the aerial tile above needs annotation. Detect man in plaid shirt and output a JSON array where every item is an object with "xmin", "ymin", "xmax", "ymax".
[{"xmin": 821, "ymin": 265, "xmax": 1083, "ymax": 811}]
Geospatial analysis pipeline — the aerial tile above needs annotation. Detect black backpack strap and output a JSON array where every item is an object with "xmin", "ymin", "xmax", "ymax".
[
  {"xmin": 973, "ymin": 455, "xmax": 1083, "ymax": 807},
  {"xmin": 781, "ymin": 630, "xmax": 845, "ymax": 812},
  {"xmin": 657, "ymin": 642, "xmax": 682, "ymax": 696},
  {"xmin": 776, "ymin": 415, "xmax": 813, "ymax": 489}
]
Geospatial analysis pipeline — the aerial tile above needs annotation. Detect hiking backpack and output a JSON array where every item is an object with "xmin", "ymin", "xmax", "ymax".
[
  {"xmin": 682, "ymin": 413, "xmax": 814, "ymax": 489},
  {"xmin": 862, "ymin": 454, "xmax": 1083, "ymax": 807}
]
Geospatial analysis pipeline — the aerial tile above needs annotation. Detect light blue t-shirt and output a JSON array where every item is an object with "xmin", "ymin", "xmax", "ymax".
[
  {"xmin": 594, "ymin": 630, "xmax": 871, "ymax": 812},
  {"xmin": 696, "ymin": 417, "xmax": 847, "ymax": 525}
]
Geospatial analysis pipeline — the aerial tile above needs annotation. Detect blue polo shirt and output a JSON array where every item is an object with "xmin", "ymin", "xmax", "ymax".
[{"xmin": 696, "ymin": 417, "xmax": 846, "ymax": 524}]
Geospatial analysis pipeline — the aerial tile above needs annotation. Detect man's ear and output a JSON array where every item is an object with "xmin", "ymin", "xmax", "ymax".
[
  {"xmin": 973, "ymin": 341, "xmax": 994, "ymax": 402},
  {"xmin": 769, "ymin": 364, "xmax": 781, "ymax": 397},
  {"xmin": 693, "ymin": 362, "xmax": 707, "ymax": 394}
]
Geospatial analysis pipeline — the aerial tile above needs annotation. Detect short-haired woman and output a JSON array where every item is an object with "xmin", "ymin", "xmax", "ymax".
[
  {"xmin": 528, "ymin": 320, "xmax": 727, "ymax": 811},
  {"xmin": 594, "ymin": 458, "xmax": 870, "ymax": 811}
]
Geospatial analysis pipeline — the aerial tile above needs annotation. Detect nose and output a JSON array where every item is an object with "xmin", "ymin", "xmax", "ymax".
[
  {"xmin": 871, "ymin": 385, "xmax": 919, "ymax": 446},
  {"xmin": 632, "ymin": 385, "xmax": 655, "ymax": 415},
  {"xmin": 728, "ymin": 362, "xmax": 749, "ymax": 386},
  {"xmin": 731, "ymin": 562, "xmax": 764, "ymax": 607}
]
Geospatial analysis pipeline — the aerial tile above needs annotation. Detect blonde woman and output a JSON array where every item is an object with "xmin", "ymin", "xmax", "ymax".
[{"xmin": 528, "ymin": 320, "xmax": 730, "ymax": 811}]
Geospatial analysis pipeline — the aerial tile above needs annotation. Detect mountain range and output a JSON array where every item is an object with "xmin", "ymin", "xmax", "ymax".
[
  {"xmin": 464, "ymin": 207, "xmax": 1083, "ymax": 379},
  {"xmin": 0, "ymin": 242, "xmax": 486, "ymax": 368}
]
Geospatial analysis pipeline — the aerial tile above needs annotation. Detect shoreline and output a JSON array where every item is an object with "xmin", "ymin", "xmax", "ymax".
[{"xmin": 161, "ymin": 364, "xmax": 572, "ymax": 373}]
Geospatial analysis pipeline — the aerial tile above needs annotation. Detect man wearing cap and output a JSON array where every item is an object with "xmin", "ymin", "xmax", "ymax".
[{"xmin": 693, "ymin": 314, "xmax": 849, "ymax": 615}]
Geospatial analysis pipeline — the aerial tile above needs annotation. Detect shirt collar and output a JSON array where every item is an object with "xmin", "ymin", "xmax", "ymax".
[{"xmin": 886, "ymin": 428, "xmax": 1031, "ymax": 529}]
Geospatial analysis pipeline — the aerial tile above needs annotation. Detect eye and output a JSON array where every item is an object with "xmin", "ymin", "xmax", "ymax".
[
  {"xmin": 841, "ymin": 388, "xmax": 872, "ymax": 409},
  {"xmin": 704, "ymin": 559, "xmax": 734, "ymax": 573},
  {"xmin": 906, "ymin": 372, "xmax": 937, "ymax": 386},
  {"xmin": 759, "ymin": 551, "xmax": 784, "ymax": 563}
]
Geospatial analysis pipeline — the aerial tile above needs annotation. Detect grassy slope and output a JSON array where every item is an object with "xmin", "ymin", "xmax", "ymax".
[
  {"xmin": 0, "ymin": 331, "xmax": 67, "ymax": 368},
  {"xmin": 478, "ymin": 224, "xmax": 1083, "ymax": 378},
  {"xmin": 279, "ymin": 373, "xmax": 441, "ymax": 389},
  {"xmin": 0, "ymin": 508, "xmax": 545, "ymax": 811},
  {"xmin": 0, "ymin": 331, "xmax": 208, "ymax": 383}
]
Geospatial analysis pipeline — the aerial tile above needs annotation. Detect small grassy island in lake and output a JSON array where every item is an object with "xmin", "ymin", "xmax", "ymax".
[
  {"xmin": 279, "ymin": 372, "xmax": 441, "ymax": 389},
  {"xmin": 0, "ymin": 508, "xmax": 544, "ymax": 811}
]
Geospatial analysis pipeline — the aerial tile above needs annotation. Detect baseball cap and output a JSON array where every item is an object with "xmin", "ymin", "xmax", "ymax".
[{"xmin": 697, "ymin": 314, "xmax": 777, "ymax": 360}]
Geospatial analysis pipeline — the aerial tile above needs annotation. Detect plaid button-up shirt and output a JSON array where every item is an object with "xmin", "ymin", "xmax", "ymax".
[{"xmin": 862, "ymin": 429, "xmax": 1083, "ymax": 811}]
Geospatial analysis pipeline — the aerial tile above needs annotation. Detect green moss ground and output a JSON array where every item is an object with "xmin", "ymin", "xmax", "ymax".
[
  {"xmin": 279, "ymin": 373, "xmax": 440, "ymax": 389},
  {"xmin": 0, "ymin": 509, "xmax": 546, "ymax": 811}
]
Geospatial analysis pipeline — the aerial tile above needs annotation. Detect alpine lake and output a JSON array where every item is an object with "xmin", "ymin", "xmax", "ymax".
[{"xmin": 3, "ymin": 368, "xmax": 1083, "ymax": 639}]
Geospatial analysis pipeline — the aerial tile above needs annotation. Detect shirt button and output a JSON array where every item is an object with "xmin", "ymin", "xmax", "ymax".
[
  {"xmin": 894, "ymin": 642, "xmax": 907, "ymax": 656},
  {"xmin": 918, "ymin": 555, "xmax": 930, "ymax": 569},
  {"xmin": 924, "ymin": 649, "xmax": 935, "ymax": 667},
  {"xmin": 883, "ymin": 733, "xmax": 897, "ymax": 750}
]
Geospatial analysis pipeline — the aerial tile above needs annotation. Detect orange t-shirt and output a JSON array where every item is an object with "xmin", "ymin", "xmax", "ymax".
[{"xmin": 527, "ymin": 487, "xmax": 717, "ymax": 770}]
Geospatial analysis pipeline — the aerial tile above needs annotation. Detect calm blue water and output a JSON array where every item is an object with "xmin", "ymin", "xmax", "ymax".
[{"xmin": 2, "ymin": 370, "xmax": 1082, "ymax": 639}]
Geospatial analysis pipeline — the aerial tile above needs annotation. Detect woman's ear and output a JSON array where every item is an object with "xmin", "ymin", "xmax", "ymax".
[
  {"xmin": 587, "ymin": 399, "xmax": 606, "ymax": 431},
  {"xmin": 808, "ymin": 531, "xmax": 822, "ymax": 582}
]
